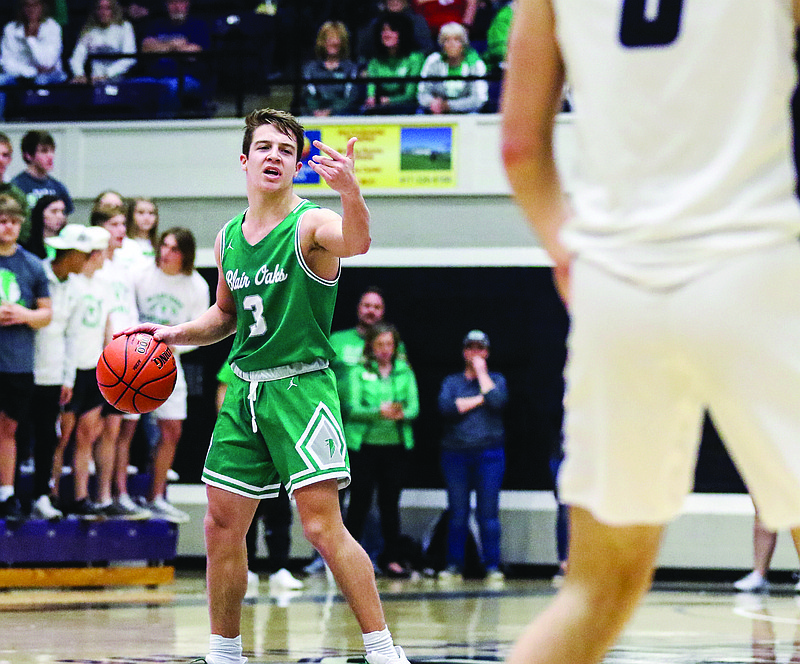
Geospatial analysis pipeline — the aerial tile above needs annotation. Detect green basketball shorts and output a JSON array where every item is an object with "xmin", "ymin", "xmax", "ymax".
[{"xmin": 202, "ymin": 367, "xmax": 350, "ymax": 498}]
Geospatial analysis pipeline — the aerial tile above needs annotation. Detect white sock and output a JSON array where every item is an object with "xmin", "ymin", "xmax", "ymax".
[
  {"xmin": 207, "ymin": 634, "xmax": 246, "ymax": 664},
  {"xmin": 0, "ymin": 486, "xmax": 13, "ymax": 502},
  {"xmin": 363, "ymin": 626, "xmax": 397, "ymax": 660}
]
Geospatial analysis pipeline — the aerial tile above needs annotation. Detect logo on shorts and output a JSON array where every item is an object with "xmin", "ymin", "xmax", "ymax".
[{"xmin": 295, "ymin": 402, "xmax": 346, "ymax": 471}]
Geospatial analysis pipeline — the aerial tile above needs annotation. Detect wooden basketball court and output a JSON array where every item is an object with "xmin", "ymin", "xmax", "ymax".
[{"xmin": 1, "ymin": 571, "xmax": 796, "ymax": 664}]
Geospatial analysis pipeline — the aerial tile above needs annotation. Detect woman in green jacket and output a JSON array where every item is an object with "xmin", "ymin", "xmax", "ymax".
[{"xmin": 344, "ymin": 322, "xmax": 419, "ymax": 577}]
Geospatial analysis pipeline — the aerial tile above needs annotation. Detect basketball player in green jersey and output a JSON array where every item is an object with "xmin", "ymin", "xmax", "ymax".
[{"xmin": 118, "ymin": 109, "xmax": 409, "ymax": 664}]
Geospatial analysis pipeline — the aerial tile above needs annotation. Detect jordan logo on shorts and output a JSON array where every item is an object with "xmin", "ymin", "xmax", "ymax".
[{"xmin": 287, "ymin": 376, "xmax": 298, "ymax": 390}]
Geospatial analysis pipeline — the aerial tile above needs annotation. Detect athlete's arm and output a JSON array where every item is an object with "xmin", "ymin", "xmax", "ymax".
[
  {"xmin": 116, "ymin": 232, "xmax": 237, "ymax": 346},
  {"xmin": 500, "ymin": 0, "xmax": 571, "ymax": 303},
  {"xmin": 306, "ymin": 137, "xmax": 371, "ymax": 259}
]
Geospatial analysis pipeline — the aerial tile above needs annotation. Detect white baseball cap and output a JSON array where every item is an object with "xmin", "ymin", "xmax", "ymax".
[
  {"xmin": 85, "ymin": 225, "xmax": 111, "ymax": 251},
  {"xmin": 45, "ymin": 224, "xmax": 94, "ymax": 253}
]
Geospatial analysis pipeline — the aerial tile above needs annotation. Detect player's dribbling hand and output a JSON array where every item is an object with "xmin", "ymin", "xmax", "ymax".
[
  {"xmin": 113, "ymin": 322, "xmax": 173, "ymax": 344},
  {"xmin": 309, "ymin": 138, "xmax": 359, "ymax": 194}
]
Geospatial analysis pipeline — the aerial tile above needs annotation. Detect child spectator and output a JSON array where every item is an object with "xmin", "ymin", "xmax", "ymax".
[
  {"xmin": 10, "ymin": 130, "xmax": 74, "ymax": 217},
  {"xmin": 0, "ymin": 194, "xmax": 51, "ymax": 522},
  {"xmin": 29, "ymin": 224, "xmax": 95, "ymax": 520},
  {"xmin": 70, "ymin": 0, "xmax": 137, "ymax": 83},
  {"xmin": 418, "ymin": 22, "xmax": 488, "ymax": 114}
]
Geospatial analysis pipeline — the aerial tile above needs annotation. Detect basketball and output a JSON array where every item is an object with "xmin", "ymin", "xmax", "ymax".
[{"xmin": 96, "ymin": 333, "xmax": 177, "ymax": 414}]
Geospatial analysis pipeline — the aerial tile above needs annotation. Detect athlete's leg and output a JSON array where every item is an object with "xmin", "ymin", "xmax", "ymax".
[
  {"xmin": 507, "ymin": 506, "xmax": 663, "ymax": 664},
  {"xmin": 294, "ymin": 478, "xmax": 386, "ymax": 633},
  {"xmin": 205, "ymin": 485, "xmax": 259, "ymax": 638},
  {"xmin": 113, "ymin": 417, "xmax": 139, "ymax": 497},
  {"xmin": 95, "ymin": 413, "xmax": 121, "ymax": 504},
  {"xmin": 752, "ymin": 508, "xmax": 778, "ymax": 577}
]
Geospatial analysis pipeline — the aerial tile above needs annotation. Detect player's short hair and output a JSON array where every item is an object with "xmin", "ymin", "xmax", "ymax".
[
  {"xmin": 242, "ymin": 108, "xmax": 305, "ymax": 164},
  {"xmin": 20, "ymin": 130, "xmax": 55, "ymax": 164}
]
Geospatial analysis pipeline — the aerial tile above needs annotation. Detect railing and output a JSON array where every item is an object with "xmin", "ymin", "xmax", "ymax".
[{"xmin": 0, "ymin": 49, "xmax": 507, "ymax": 121}]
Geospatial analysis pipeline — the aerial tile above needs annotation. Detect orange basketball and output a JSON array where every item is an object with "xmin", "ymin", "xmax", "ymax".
[{"xmin": 96, "ymin": 333, "xmax": 177, "ymax": 414}]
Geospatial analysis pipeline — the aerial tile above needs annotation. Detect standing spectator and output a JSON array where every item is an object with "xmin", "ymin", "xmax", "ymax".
[
  {"xmin": 139, "ymin": 0, "xmax": 211, "ymax": 115},
  {"xmin": 412, "ymin": 0, "xmax": 478, "ymax": 39},
  {"xmin": 132, "ymin": 227, "xmax": 209, "ymax": 522},
  {"xmin": 216, "ymin": 361, "xmax": 304, "ymax": 594},
  {"xmin": 344, "ymin": 322, "xmax": 419, "ymax": 578},
  {"xmin": 0, "ymin": 134, "xmax": 29, "ymax": 243},
  {"xmin": 29, "ymin": 224, "xmax": 94, "ymax": 520},
  {"xmin": 362, "ymin": 12, "xmax": 426, "ymax": 115},
  {"xmin": 356, "ymin": 0, "xmax": 434, "ymax": 64},
  {"xmin": 10, "ymin": 130, "xmax": 75, "ymax": 218},
  {"xmin": 0, "ymin": 0, "xmax": 67, "ymax": 86},
  {"xmin": 418, "ymin": 21, "xmax": 488, "ymax": 114},
  {"xmin": 437, "ymin": 330, "xmax": 508, "ymax": 581},
  {"xmin": 69, "ymin": 0, "xmax": 137, "ymax": 83},
  {"xmin": 125, "ymin": 196, "xmax": 159, "ymax": 259},
  {"xmin": 0, "ymin": 194, "xmax": 51, "ymax": 521},
  {"xmin": 23, "ymin": 195, "xmax": 67, "ymax": 260},
  {"xmin": 483, "ymin": 0, "xmax": 513, "ymax": 71},
  {"xmin": 300, "ymin": 22, "xmax": 361, "ymax": 118}
]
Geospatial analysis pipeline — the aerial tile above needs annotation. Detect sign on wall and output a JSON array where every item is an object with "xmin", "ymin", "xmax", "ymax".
[{"xmin": 296, "ymin": 124, "xmax": 457, "ymax": 189}]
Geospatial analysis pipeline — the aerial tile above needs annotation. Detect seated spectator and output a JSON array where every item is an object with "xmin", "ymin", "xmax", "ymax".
[
  {"xmin": 139, "ymin": 0, "xmax": 210, "ymax": 115},
  {"xmin": 300, "ymin": 21, "xmax": 360, "ymax": 117},
  {"xmin": 412, "ymin": 0, "xmax": 478, "ymax": 39},
  {"xmin": 356, "ymin": 0, "xmax": 434, "ymax": 64},
  {"xmin": 362, "ymin": 11, "xmax": 425, "ymax": 115},
  {"xmin": 0, "ymin": 0, "xmax": 67, "ymax": 86},
  {"xmin": 418, "ymin": 22, "xmax": 488, "ymax": 114},
  {"xmin": 70, "ymin": 0, "xmax": 137, "ymax": 83}
]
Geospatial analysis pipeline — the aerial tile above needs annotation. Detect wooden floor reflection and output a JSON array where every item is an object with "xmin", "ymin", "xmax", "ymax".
[{"xmin": 2, "ymin": 572, "xmax": 799, "ymax": 664}]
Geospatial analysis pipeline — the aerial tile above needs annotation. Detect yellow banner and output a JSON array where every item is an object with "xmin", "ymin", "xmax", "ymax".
[{"xmin": 296, "ymin": 124, "xmax": 456, "ymax": 189}]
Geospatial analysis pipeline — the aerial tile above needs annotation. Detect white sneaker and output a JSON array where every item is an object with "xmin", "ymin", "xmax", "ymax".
[
  {"xmin": 245, "ymin": 570, "xmax": 259, "ymax": 598},
  {"xmin": 148, "ymin": 497, "xmax": 190, "ymax": 524},
  {"xmin": 437, "ymin": 567, "xmax": 462, "ymax": 583},
  {"xmin": 734, "ymin": 570, "xmax": 769, "ymax": 592},
  {"xmin": 31, "ymin": 495, "xmax": 63, "ymax": 520},
  {"xmin": 269, "ymin": 568, "xmax": 304, "ymax": 590},
  {"xmin": 365, "ymin": 646, "xmax": 410, "ymax": 664},
  {"xmin": 166, "ymin": 468, "xmax": 180, "ymax": 482},
  {"xmin": 110, "ymin": 494, "xmax": 152, "ymax": 520},
  {"xmin": 485, "ymin": 568, "xmax": 505, "ymax": 583}
]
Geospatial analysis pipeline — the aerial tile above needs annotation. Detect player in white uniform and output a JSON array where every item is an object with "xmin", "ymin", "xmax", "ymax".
[
  {"xmin": 133, "ymin": 227, "xmax": 209, "ymax": 522},
  {"xmin": 501, "ymin": 2, "xmax": 800, "ymax": 664}
]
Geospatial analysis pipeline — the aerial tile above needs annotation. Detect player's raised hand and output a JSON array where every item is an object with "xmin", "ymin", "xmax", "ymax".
[{"xmin": 309, "ymin": 138, "xmax": 359, "ymax": 195}]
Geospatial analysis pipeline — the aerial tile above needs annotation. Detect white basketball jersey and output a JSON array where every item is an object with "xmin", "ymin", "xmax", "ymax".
[{"xmin": 554, "ymin": 0, "xmax": 800, "ymax": 287}]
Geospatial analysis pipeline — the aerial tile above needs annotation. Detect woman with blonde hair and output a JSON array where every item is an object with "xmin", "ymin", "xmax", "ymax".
[
  {"xmin": 70, "ymin": 0, "xmax": 136, "ymax": 82},
  {"xmin": 300, "ymin": 21, "xmax": 360, "ymax": 117}
]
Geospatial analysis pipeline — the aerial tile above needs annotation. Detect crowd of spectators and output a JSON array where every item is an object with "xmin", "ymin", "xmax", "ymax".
[{"xmin": 0, "ymin": 0, "xmax": 514, "ymax": 119}]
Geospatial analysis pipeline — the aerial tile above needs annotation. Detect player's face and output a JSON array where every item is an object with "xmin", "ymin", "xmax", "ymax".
[
  {"xmin": 357, "ymin": 292, "xmax": 385, "ymax": 326},
  {"xmin": 31, "ymin": 145, "xmax": 54, "ymax": 175},
  {"xmin": 241, "ymin": 123, "xmax": 302, "ymax": 192},
  {"xmin": 0, "ymin": 143, "xmax": 13, "ymax": 179},
  {"xmin": 372, "ymin": 331, "xmax": 396, "ymax": 364},
  {"xmin": 159, "ymin": 234, "xmax": 184, "ymax": 275},
  {"xmin": 0, "ymin": 214, "xmax": 22, "ymax": 246},
  {"xmin": 102, "ymin": 214, "xmax": 127, "ymax": 249},
  {"xmin": 133, "ymin": 200, "xmax": 157, "ymax": 232},
  {"xmin": 43, "ymin": 199, "xmax": 67, "ymax": 235}
]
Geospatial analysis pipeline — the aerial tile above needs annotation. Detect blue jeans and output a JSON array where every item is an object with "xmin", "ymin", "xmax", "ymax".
[{"xmin": 440, "ymin": 446, "xmax": 505, "ymax": 570}]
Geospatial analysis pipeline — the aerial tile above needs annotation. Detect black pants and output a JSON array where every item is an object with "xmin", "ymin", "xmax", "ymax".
[
  {"xmin": 345, "ymin": 444, "xmax": 406, "ymax": 566},
  {"xmin": 31, "ymin": 384, "xmax": 61, "ymax": 500},
  {"xmin": 246, "ymin": 485, "xmax": 292, "ymax": 573}
]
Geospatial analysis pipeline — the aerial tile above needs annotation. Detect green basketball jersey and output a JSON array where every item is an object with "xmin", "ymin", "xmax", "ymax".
[{"xmin": 221, "ymin": 199, "xmax": 339, "ymax": 378}]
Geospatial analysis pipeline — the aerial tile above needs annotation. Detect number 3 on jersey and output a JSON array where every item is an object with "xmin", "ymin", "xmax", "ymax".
[
  {"xmin": 243, "ymin": 294, "xmax": 267, "ymax": 337},
  {"xmin": 620, "ymin": 0, "xmax": 684, "ymax": 47}
]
